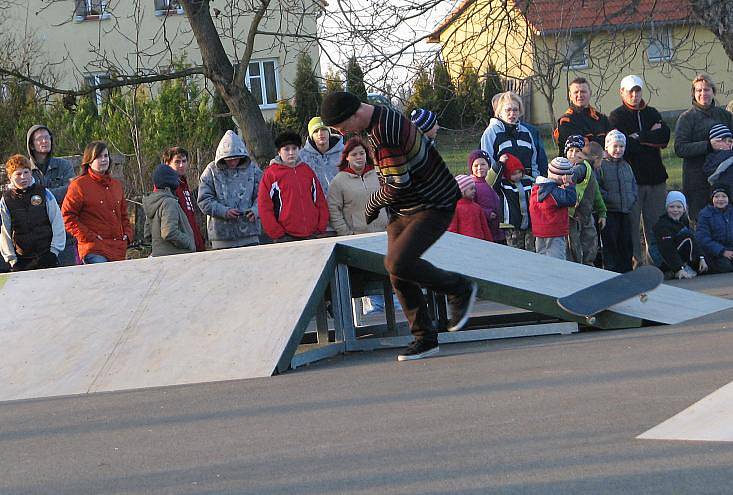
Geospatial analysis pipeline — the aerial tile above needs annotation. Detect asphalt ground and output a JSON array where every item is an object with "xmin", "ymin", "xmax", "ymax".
[{"xmin": 2, "ymin": 275, "xmax": 733, "ymax": 495}]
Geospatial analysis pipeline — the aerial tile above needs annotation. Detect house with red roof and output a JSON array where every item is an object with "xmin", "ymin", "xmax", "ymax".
[{"xmin": 429, "ymin": 0, "xmax": 732, "ymax": 125}]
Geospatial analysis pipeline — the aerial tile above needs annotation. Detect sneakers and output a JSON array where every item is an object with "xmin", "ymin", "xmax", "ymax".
[
  {"xmin": 447, "ymin": 280, "xmax": 478, "ymax": 331},
  {"xmin": 397, "ymin": 339, "xmax": 440, "ymax": 361}
]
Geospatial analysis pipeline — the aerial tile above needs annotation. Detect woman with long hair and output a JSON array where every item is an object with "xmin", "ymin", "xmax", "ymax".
[{"xmin": 62, "ymin": 141, "xmax": 132, "ymax": 263}]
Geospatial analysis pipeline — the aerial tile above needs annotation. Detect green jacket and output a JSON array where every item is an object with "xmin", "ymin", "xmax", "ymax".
[
  {"xmin": 569, "ymin": 161, "xmax": 606, "ymax": 220},
  {"xmin": 143, "ymin": 189, "xmax": 196, "ymax": 257}
]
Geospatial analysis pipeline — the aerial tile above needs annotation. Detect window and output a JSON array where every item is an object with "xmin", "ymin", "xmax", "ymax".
[
  {"xmin": 84, "ymin": 73, "xmax": 112, "ymax": 114},
  {"xmin": 154, "ymin": 0, "xmax": 184, "ymax": 16},
  {"xmin": 564, "ymin": 35, "xmax": 588, "ymax": 69},
  {"xmin": 245, "ymin": 60, "xmax": 280, "ymax": 109},
  {"xmin": 74, "ymin": 0, "xmax": 111, "ymax": 21},
  {"xmin": 648, "ymin": 26, "xmax": 673, "ymax": 62}
]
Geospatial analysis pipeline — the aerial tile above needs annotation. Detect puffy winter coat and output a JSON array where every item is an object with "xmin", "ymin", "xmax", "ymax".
[
  {"xmin": 143, "ymin": 189, "xmax": 196, "ymax": 256},
  {"xmin": 696, "ymin": 205, "xmax": 733, "ymax": 257}
]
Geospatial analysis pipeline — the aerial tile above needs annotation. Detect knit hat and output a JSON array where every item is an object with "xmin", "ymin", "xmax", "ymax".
[
  {"xmin": 502, "ymin": 153, "xmax": 525, "ymax": 180},
  {"xmin": 709, "ymin": 123, "xmax": 733, "ymax": 141},
  {"xmin": 153, "ymin": 162, "xmax": 180, "ymax": 192},
  {"xmin": 548, "ymin": 157, "xmax": 574, "ymax": 176},
  {"xmin": 665, "ymin": 190, "xmax": 687, "ymax": 211},
  {"xmin": 455, "ymin": 174, "xmax": 474, "ymax": 194},
  {"xmin": 711, "ymin": 182, "xmax": 730, "ymax": 199},
  {"xmin": 467, "ymin": 149, "xmax": 490, "ymax": 172},
  {"xmin": 605, "ymin": 129, "xmax": 626, "ymax": 148},
  {"xmin": 308, "ymin": 116, "xmax": 329, "ymax": 137},
  {"xmin": 564, "ymin": 135, "xmax": 586, "ymax": 156},
  {"xmin": 410, "ymin": 108, "xmax": 437, "ymax": 133},
  {"xmin": 274, "ymin": 130, "xmax": 302, "ymax": 150},
  {"xmin": 320, "ymin": 91, "xmax": 362, "ymax": 126}
]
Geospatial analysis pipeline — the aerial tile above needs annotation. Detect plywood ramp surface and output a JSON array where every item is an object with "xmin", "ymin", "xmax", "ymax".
[{"xmin": 0, "ymin": 240, "xmax": 336, "ymax": 402}]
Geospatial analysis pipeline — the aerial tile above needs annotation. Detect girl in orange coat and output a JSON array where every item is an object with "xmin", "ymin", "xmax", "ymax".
[{"xmin": 62, "ymin": 141, "xmax": 132, "ymax": 263}]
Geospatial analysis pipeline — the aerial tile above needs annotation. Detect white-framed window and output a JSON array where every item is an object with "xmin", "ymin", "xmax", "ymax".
[
  {"xmin": 648, "ymin": 26, "xmax": 673, "ymax": 62},
  {"xmin": 245, "ymin": 59, "xmax": 281, "ymax": 109},
  {"xmin": 564, "ymin": 34, "xmax": 588, "ymax": 69},
  {"xmin": 154, "ymin": 0, "xmax": 184, "ymax": 16},
  {"xmin": 84, "ymin": 73, "xmax": 112, "ymax": 113},
  {"xmin": 74, "ymin": 0, "xmax": 112, "ymax": 21}
]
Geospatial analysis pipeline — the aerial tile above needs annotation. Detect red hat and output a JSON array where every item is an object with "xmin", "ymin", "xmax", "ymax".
[{"xmin": 502, "ymin": 153, "xmax": 525, "ymax": 180}]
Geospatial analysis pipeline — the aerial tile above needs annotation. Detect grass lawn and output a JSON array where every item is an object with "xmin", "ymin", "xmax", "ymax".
[{"xmin": 437, "ymin": 129, "xmax": 683, "ymax": 190}]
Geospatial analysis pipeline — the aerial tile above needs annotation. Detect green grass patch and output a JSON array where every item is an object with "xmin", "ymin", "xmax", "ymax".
[{"xmin": 437, "ymin": 129, "xmax": 683, "ymax": 190}]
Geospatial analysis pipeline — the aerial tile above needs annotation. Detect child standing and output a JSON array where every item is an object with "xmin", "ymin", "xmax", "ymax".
[
  {"xmin": 448, "ymin": 175, "xmax": 493, "ymax": 241},
  {"xmin": 467, "ymin": 150, "xmax": 504, "ymax": 243},
  {"xmin": 530, "ymin": 157, "xmax": 577, "ymax": 259},
  {"xmin": 564, "ymin": 135, "xmax": 606, "ymax": 265},
  {"xmin": 598, "ymin": 130, "xmax": 638, "ymax": 272},
  {"xmin": 258, "ymin": 130, "xmax": 329, "ymax": 242},
  {"xmin": 0, "ymin": 154, "xmax": 65, "ymax": 271},
  {"xmin": 487, "ymin": 153, "xmax": 535, "ymax": 250},
  {"xmin": 651, "ymin": 191, "xmax": 707, "ymax": 279}
]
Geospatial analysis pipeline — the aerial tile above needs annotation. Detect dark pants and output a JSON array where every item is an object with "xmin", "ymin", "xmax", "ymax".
[
  {"xmin": 13, "ymin": 251, "xmax": 59, "ymax": 271},
  {"xmin": 385, "ymin": 209, "xmax": 470, "ymax": 341},
  {"xmin": 683, "ymin": 165, "xmax": 710, "ymax": 224},
  {"xmin": 602, "ymin": 211, "xmax": 633, "ymax": 273},
  {"xmin": 705, "ymin": 255, "xmax": 733, "ymax": 274}
]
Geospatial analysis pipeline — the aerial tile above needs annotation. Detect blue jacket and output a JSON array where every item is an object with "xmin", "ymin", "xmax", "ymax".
[
  {"xmin": 696, "ymin": 205, "xmax": 733, "ymax": 257},
  {"xmin": 523, "ymin": 121, "xmax": 548, "ymax": 177}
]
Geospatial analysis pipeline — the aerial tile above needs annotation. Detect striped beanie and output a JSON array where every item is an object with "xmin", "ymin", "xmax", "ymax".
[
  {"xmin": 564, "ymin": 135, "xmax": 586, "ymax": 157},
  {"xmin": 605, "ymin": 129, "xmax": 626, "ymax": 148},
  {"xmin": 709, "ymin": 123, "xmax": 733, "ymax": 140},
  {"xmin": 548, "ymin": 157, "xmax": 574, "ymax": 176},
  {"xmin": 410, "ymin": 108, "xmax": 437, "ymax": 133},
  {"xmin": 455, "ymin": 174, "xmax": 474, "ymax": 194}
]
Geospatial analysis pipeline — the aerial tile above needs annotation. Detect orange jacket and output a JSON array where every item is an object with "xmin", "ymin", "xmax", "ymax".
[{"xmin": 62, "ymin": 169, "xmax": 132, "ymax": 261}]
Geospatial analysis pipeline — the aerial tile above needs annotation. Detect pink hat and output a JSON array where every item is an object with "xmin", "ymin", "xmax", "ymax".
[{"xmin": 455, "ymin": 174, "xmax": 474, "ymax": 193}]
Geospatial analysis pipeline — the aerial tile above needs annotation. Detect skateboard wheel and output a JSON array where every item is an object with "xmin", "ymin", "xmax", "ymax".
[
  {"xmin": 640, "ymin": 293, "xmax": 648, "ymax": 303},
  {"xmin": 586, "ymin": 316, "xmax": 597, "ymax": 326}
]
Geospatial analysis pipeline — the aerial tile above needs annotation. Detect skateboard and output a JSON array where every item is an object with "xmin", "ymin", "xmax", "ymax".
[{"xmin": 557, "ymin": 265, "xmax": 664, "ymax": 325}]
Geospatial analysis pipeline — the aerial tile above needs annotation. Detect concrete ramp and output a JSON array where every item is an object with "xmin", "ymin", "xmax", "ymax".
[
  {"xmin": 0, "ymin": 240, "xmax": 336, "ymax": 401},
  {"xmin": 1, "ymin": 232, "xmax": 731, "ymax": 402}
]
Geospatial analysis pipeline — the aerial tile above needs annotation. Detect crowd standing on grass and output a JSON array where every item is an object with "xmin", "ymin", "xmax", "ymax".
[{"xmin": 3, "ymin": 73, "xmax": 733, "ymax": 286}]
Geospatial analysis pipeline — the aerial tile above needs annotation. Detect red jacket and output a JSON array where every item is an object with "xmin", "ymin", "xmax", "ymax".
[
  {"xmin": 448, "ymin": 197, "xmax": 493, "ymax": 241},
  {"xmin": 529, "ymin": 179, "xmax": 576, "ymax": 238},
  {"xmin": 62, "ymin": 169, "xmax": 132, "ymax": 261},
  {"xmin": 257, "ymin": 160, "xmax": 329, "ymax": 239},
  {"xmin": 175, "ymin": 176, "xmax": 206, "ymax": 251}
]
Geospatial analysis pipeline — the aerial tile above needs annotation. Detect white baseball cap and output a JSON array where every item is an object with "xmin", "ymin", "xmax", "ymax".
[{"xmin": 620, "ymin": 75, "xmax": 644, "ymax": 91}]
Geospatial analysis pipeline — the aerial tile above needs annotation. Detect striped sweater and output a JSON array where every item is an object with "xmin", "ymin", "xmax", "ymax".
[{"xmin": 365, "ymin": 106, "xmax": 460, "ymax": 217}]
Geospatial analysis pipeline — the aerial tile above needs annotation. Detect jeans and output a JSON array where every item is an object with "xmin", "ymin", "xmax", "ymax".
[
  {"xmin": 535, "ymin": 236, "xmax": 566, "ymax": 260},
  {"xmin": 83, "ymin": 253, "xmax": 109, "ymax": 264},
  {"xmin": 385, "ymin": 209, "xmax": 470, "ymax": 341}
]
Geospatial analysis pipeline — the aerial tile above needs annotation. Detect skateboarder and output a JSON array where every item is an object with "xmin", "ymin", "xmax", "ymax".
[{"xmin": 320, "ymin": 91, "xmax": 478, "ymax": 361}]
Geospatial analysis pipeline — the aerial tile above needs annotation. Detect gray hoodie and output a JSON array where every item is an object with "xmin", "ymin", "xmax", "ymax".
[
  {"xmin": 299, "ymin": 135, "xmax": 344, "ymax": 193},
  {"xmin": 26, "ymin": 125, "xmax": 76, "ymax": 204},
  {"xmin": 143, "ymin": 189, "xmax": 196, "ymax": 256},
  {"xmin": 197, "ymin": 130, "xmax": 263, "ymax": 244}
]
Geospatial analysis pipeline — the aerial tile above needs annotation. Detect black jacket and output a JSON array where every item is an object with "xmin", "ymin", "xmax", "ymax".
[
  {"xmin": 652, "ymin": 213, "xmax": 701, "ymax": 272},
  {"xmin": 554, "ymin": 105, "xmax": 611, "ymax": 156},
  {"xmin": 674, "ymin": 100, "xmax": 733, "ymax": 173},
  {"xmin": 608, "ymin": 102, "xmax": 670, "ymax": 186}
]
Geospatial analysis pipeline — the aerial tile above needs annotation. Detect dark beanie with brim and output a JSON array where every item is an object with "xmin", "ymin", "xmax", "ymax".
[
  {"xmin": 321, "ymin": 91, "xmax": 362, "ymax": 126},
  {"xmin": 153, "ymin": 162, "xmax": 180, "ymax": 191},
  {"xmin": 274, "ymin": 130, "xmax": 302, "ymax": 150}
]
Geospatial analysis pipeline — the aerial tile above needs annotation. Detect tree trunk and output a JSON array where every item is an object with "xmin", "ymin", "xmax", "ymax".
[
  {"xmin": 181, "ymin": 0, "xmax": 276, "ymax": 166},
  {"xmin": 689, "ymin": 0, "xmax": 733, "ymax": 62}
]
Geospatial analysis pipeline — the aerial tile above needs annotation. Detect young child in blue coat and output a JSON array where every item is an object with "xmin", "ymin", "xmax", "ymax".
[{"xmin": 696, "ymin": 183, "xmax": 733, "ymax": 273}]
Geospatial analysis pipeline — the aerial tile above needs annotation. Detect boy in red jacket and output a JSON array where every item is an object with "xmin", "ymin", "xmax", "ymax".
[
  {"xmin": 258, "ymin": 131, "xmax": 329, "ymax": 242},
  {"xmin": 530, "ymin": 157, "xmax": 577, "ymax": 259},
  {"xmin": 448, "ymin": 175, "xmax": 493, "ymax": 241}
]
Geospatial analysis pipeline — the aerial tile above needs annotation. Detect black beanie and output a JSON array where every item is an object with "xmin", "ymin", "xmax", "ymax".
[
  {"xmin": 320, "ymin": 91, "xmax": 362, "ymax": 126},
  {"xmin": 711, "ymin": 182, "xmax": 730, "ymax": 200},
  {"xmin": 153, "ymin": 162, "xmax": 180, "ymax": 191},
  {"xmin": 274, "ymin": 130, "xmax": 302, "ymax": 150}
]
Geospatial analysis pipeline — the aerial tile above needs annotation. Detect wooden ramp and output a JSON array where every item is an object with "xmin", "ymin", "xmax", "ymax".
[{"xmin": 1, "ymin": 232, "xmax": 730, "ymax": 402}]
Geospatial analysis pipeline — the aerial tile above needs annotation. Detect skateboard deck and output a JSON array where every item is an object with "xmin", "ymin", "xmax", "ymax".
[{"xmin": 557, "ymin": 266, "xmax": 664, "ymax": 324}]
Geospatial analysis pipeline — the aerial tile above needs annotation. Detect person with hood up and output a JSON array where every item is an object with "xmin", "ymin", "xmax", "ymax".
[
  {"xmin": 1, "ymin": 154, "xmax": 65, "ymax": 271},
  {"xmin": 143, "ymin": 163, "xmax": 196, "ymax": 257},
  {"xmin": 299, "ymin": 116, "xmax": 344, "ymax": 194},
  {"xmin": 61, "ymin": 141, "xmax": 132, "ymax": 263},
  {"xmin": 197, "ymin": 130, "xmax": 263, "ymax": 249},
  {"xmin": 26, "ymin": 124, "xmax": 77, "ymax": 266},
  {"xmin": 258, "ymin": 130, "xmax": 329, "ymax": 242}
]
